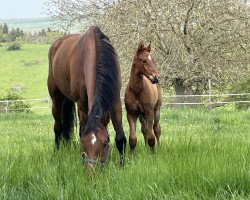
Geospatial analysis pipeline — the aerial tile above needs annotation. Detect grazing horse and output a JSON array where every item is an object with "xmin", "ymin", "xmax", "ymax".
[
  {"xmin": 124, "ymin": 41, "xmax": 161, "ymax": 152},
  {"xmin": 47, "ymin": 26, "xmax": 126, "ymax": 171}
]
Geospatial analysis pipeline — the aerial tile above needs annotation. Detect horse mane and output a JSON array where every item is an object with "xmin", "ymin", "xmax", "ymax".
[{"xmin": 83, "ymin": 26, "xmax": 119, "ymax": 135}]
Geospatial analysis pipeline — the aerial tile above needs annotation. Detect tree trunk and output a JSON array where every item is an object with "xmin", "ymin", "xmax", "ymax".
[{"xmin": 173, "ymin": 77, "xmax": 185, "ymax": 108}]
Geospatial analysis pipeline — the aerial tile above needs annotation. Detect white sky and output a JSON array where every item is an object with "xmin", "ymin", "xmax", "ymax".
[{"xmin": 0, "ymin": 0, "xmax": 46, "ymax": 19}]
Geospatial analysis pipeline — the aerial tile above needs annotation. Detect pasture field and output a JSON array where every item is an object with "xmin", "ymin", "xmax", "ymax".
[
  {"xmin": 0, "ymin": 43, "xmax": 50, "ymax": 99},
  {"xmin": 0, "ymin": 108, "xmax": 250, "ymax": 200}
]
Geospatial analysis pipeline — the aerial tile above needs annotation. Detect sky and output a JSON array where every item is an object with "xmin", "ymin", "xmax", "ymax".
[{"xmin": 0, "ymin": 0, "xmax": 46, "ymax": 19}]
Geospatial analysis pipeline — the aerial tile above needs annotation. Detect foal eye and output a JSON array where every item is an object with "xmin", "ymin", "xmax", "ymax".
[{"xmin": 142, "ymin": 60, "xmax": 146, "ymax": 64}]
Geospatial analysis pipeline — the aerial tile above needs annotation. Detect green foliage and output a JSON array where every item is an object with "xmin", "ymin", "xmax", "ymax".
[
  {"xmin": 0, "ymin": 90, "xmax": 31, "ymax": 113},
  {"xmin": 8, "ymin": 27, "xmax": 24, "ymax": 41},
  {"xmin": 6, "ymin": 42, "xmax": 21, "ymax": 51},
  {"xmin": 230, "ymin": 73, "xmax": 250, "ymax": 109},
  {"xmin": 0, "ymin": 33, "xmax": 10, "ymax": 43},
  {"xmin": 2, "ymin": 23, "xmax": 9, "ymax": 34},
  {"xmin": 0, "ymin": 108, "xmax": 250, "ymax": 199},
  {"xmin": 0, "ymin": 21, "xmax": 64, "ymax": 44}
]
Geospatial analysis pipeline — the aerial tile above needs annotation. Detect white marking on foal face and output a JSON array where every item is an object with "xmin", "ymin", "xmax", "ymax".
[
  {"xmin": 91, "ymin": 133, "xmax": 97, "ymax": 145},
  {"xmin": 148, "ymin": 54, "xmax": 152, "ymax": 61}
]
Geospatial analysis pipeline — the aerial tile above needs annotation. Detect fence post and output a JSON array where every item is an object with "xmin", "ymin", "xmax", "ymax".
[
  {"xmin": 6, "ymin": 100, "xmax": 9, "ymax": 113},
  {"xmin": 208, "ymin": 79, "xmax": 212, "ymax": 109}
]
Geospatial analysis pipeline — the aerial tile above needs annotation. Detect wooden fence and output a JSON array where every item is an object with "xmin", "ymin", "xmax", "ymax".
[{"xmin": 0, "ymin": 93, "xmax": 250, "ymax": 113}]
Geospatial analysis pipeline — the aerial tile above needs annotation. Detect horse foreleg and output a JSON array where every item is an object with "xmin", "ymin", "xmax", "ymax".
[
  {"xmin": 145, "ymin": 111, "xmax": 156, "ymax": 152},
  {"xmin": 139, "ymin": 115, "xmax": 147, "ymax": 145},
  {"xmin": 111, "ymin": 98, "xmax": 127, "ymax": 165},
  {"xmin": 153, "ymin": 106, "xmax": 161, "ymax": 144},
  {"xmin": 127, "ymin": 113, "xmax": 138, "ymax": 153}
]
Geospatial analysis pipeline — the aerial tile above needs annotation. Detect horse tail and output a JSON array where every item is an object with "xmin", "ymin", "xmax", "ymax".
[
  {"xmin": 62, "ymin": 98, "xmax": 75, "ymax": 140},
  {"xmin": 83, "ymin": 26, "xmax": 119, "ymax": 135}
]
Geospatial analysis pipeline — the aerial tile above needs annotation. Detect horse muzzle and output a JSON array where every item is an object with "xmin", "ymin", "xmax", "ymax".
[
  {"xmin": 80, "ymin": 144, "xmax": 111, "ymax": 172},
  {"xmin": 150, "ymin": 76, "xmax": 160, "ymax": 84}
]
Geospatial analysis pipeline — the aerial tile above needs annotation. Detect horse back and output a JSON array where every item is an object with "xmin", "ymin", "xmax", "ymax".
[{"xmin": 48, "ymin": 30, "xmax": 97, "ymax": 102}]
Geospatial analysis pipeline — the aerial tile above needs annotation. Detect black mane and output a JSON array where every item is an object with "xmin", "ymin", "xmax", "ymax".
[{"xmin": 83, "ymin": 26, "xmax": 119, "ymax": 135}]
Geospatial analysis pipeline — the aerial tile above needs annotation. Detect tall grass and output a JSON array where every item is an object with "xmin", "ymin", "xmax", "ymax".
[{"xmin": 0, "ymin": 108, "xmax": 250, "ymax": 199}]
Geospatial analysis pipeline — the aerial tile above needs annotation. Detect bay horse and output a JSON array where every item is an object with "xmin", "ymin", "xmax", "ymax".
[
  {"xmin": 124, "ymin": 41, "xmax": 161, "ymax": 153},
  {"xmin": 47, "ymin": 26, "xmax": 126, "ymax": 171}
]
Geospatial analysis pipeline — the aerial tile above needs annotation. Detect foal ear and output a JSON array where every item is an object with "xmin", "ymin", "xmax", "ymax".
[
  {"xmin": 137, "ymin": 41, "xmax": 145, "ymax": 53},
  {"xmin": 146, "ymin": 41, "xmax": 151, "ymax": 52}
]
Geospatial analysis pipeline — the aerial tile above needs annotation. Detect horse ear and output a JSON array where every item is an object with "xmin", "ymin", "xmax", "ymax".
[
  {"xmin": 137, "ymin": 41, "xmax": 144, "ymax": 53},
  {"xmin": 147, "ymin": 41, "xmax": 151, "ymax": 52}
]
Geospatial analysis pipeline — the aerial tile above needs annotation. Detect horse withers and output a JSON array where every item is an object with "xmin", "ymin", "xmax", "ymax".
[
  {"xmin": 124, "ymin": 41, "xmax": 161, "ymax": 153},
  {"xmin": 47, "ymin": 26, "xmax": 126, "ymax": 171}
]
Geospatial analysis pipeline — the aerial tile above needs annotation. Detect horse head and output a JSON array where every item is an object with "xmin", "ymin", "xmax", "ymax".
[
  {"xmin": 80, "ymin": 113, "xmax": 111, "ymax": 172},
  {"xmin": 133, "ymin": 41, "xmax": 160, "ymax": 84}
]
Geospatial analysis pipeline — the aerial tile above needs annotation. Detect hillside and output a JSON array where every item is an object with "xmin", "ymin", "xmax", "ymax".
[
  {"xmin": 0, "ymin": 18, "xmax": 53, "ymax": 33},
  {"xmin": 0, "ymin": 43, "xmax": 50, "ymax": 99}
]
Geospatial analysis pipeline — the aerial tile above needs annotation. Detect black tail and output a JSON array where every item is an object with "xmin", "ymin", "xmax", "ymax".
[
  {"xmin": 83, "ymin": 26, "xmax": 119, "ymax": 135},
  {"xmin": 62, "ymin": 98, "xmax": 75, "ymax": 140}
]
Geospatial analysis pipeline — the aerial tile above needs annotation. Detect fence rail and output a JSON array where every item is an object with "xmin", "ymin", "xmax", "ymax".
[{"xmin": 0, "ymin": 93, "xmax": 250, "ymax": 113}]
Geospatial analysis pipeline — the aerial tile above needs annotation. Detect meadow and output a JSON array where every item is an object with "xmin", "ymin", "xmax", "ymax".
[
  {"xmin": 0, "ymin": 43, "xmax": 50, "ymax": 99},
  {"xmin": 0, "ymin": 43, "xmax": 250, "ymax": 199},
  {"xmin": 0, "ymin": 108, "xmax": 250, "ymax": 200}
]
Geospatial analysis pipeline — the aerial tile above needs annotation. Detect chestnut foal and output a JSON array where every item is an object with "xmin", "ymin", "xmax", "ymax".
[{"xmin": 125, "ymin": 41, "xmax": 161, "ymax": 153}]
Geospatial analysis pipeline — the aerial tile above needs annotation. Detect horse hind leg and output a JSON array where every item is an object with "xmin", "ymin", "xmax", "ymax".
[
  {"xmin": 51, "ymin": 95, "xmax": 65, "ymax": 149},
  {"xmin": 62, "ymin": 98, "xmax": 75, "ymax": 144}
]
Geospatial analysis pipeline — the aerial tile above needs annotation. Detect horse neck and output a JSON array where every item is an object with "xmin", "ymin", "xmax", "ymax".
[{"xmin": 128, "ymin": 64, "xmax": 144, "ymax": 94}]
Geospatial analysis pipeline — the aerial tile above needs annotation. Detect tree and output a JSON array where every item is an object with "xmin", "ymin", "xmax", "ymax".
[
  {"xmin": 3, "ymin": 23, "xmax": 8, "ymax": 34},
  {"xmin": 45, "ymin": 0, "xmax": 250, "ymax": 105}
]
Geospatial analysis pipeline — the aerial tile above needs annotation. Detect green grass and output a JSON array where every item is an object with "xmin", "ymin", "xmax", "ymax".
[
  {"xmin": 0, "ymin": 108, "xmax": 250, "ymax": 199},
  {"xmin": 0, "ymin": 43, "xmax": 50, "ymax": 99}
]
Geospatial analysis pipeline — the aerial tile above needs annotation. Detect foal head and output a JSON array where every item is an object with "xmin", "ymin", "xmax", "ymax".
[
  {"xmin": 133, "ymin": 41, "xmax": 160, "ymax": 84},
  {"xmin": 80, "ymin": 113, "xmax": 111, "ymax": 172}
]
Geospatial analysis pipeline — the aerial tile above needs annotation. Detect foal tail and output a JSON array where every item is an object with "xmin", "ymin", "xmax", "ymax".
[
  {"xmin": 83, "ymin": 26, "xmax": 119, "ymax": 135},
  {"xmin": 62, "ymin": 98, "xmax": 75, "ymax": 140}
]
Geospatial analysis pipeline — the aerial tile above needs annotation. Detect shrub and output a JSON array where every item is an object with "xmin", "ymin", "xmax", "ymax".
[
  {"xmin": 0, "ymin": 91, "xmax": 31, "ymax": 113},
  {"xmin": 230, "ymin": 73, "xmax": 250, "ymax": 110},
  {"xmin": 6, "ymin": 43, "xmax": 21, "ymax": 51}
]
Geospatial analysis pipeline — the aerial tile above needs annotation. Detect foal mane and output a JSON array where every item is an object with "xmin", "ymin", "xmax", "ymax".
[{"xmin": 83, "ymin": 26, "xmax": 119, "ymax": 135}]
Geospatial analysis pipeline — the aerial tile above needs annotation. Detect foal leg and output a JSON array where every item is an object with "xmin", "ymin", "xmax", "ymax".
[
  {"xmin": 139, "ymin": 115, "xmax": 147, "ymax": 145},
  {"xmin": 111, "ymin": 98, "xmax": 127, "ymax": 165},
  {"xmin": 153, "ymin": 106, "xmax": 161, "ymax": 144},
  {"xmin": 127, "ymin": 112, "xmax": 138, "ymax": 153},
  {"xmin": 145, "ymin": 111, "xmax": 156, "ymax": 152}
]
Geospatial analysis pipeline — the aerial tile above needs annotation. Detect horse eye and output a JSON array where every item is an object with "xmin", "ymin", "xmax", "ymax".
[{"xmin": 142, "ymin": 60, "xmax": 146, "ymax": 64}]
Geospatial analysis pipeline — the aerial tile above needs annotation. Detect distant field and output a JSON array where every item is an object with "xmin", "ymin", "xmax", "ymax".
[
  {"xmin": 0, "ymin": 108, "xmax": 250, "ymax": 199},
  {"xmin": 0, "ymin": 43, "xmax": 50, "ymax": 99},
  {"xmin": 0, "ymin": 18, "xmax": 53, "ymax": 32},
  {"xmin": 0, "ymin": 17, "xmax": 79, "ymax": 33}
]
